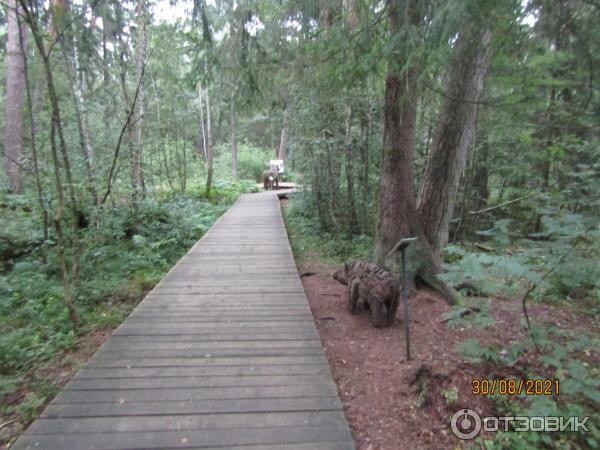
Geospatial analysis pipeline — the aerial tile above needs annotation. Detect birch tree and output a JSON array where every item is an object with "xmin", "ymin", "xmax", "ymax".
[{"xmin": 3, "ymin": 0, "xmax": 27, "ymax": 193}]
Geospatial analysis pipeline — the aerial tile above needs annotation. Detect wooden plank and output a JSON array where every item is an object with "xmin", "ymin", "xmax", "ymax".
[
  {"xmin": 42, "ymin": 397, "xmax": 343, "ymax": 418},
  {"xmin": 112, "ymin": 329, "xmax": 320, "ymax": 337},
  {"xmin": 94, "ymin": 348, "xmax": 324, "ymax": 359},
  {"xmin": 26, "ymin": 410, "xmax": 349, "ymax": 434},
  {"xmin": 109, "ymin": 332, "xmax": 320, "ymax": 340},
  {"xmin": 115, "ymin": 321, "xmax": 315, "ymax": 330},
  {"xmin": 65, "ymin": 374, "xmax": 337, "ymax": 390},
  {"xmin": 86, "ymin": 355, "xmax": 328, "ymax": 368},
  {"xmin": 188, "ymin": 443, "xmax": 355, "ymax": 450},
  {"xmin": 128, "ymin": 311, "xmax": 312, "ymax": 317},
  {"xmin": 113, "ymin": 322, "xmax": 318, "ymax": 332},
  {"xmin": 142, "ymin": 292, "xmax": 308, "ymax": 299},
  {"xmin": 184, "ymin": 443, "xmax": 356, "ymax": 450},
  {"xmin": 146, "ymin": 292, "xmax": 308, "ymax": 298},
  {"xmin": 53, "ymin": 384, "xmax": 338, "ymax": 404},
  {"xmin": 100, "ymin": 339, "xmax": 322, "ymax": 350},
  {"xmin": 74, "ymin": 364, "xmax": 330, "ymax": 378},
  {"xmin": 126, "ymin": 316, "xmax": 314, "ymax": 323},
  {"xmin": 133, "ymin": 305, "xmax": 310, "ymax": 310},
  {"xmin": 13, "ymin": 425, "xmax": 352, "ymax": 450}
]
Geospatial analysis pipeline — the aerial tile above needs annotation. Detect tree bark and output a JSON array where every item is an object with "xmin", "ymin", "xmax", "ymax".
[
  {"xmin": 306, "ymin": 144, "xmax": 328, "ymax": 231},
  {"xmin": 17, "ymin": 7, "xmax": 49, "ymax": 246},
  {"xmin": 417, "ymin": 26, "xmax": 491, "ymax": 253},
  {"xmin": 198, "ymin": 85, "xmax": 208, "ymax": 162},
  {"xmin": 61, "ymin": 15, "xmax": 98, "ymax": 206},
  {"xmin": 344, "ymin": 106, "xmax": 359, "ymax": 235},
  {"xmin": 325, "ymin": 138, "xmax": 340, "ymax": 234},
  {"xmin": 47, "ymin": 0, "xmax": 83, "ymax": 279},
  {"xmin": 374, "ymin": 0, "xmax": 457, "ymax": 302},
  {"xmin": 135, "ymin": 0, "xmax": 147, "ymax": 196},
  {"xmin": 342, "ymin": 0, "xmax": 358, "ymax": 235},
  {"xmin": 204, "ymin": 86, "xmax": 214, "ymax": 197},
  {"xmin": 3, "ymin": 0, "xmax": 27, "ymax": 194},
  {"xmin": 123, "ymin": 0, "xmax": 146, "ymax": 209},
  {"xmin": 374, "ymin": 66, "xmax": 421, "ymax": 264},
  {"xmin": 19, "ymin": 0, "xmax": 81, "ymax": 327},
  {"xmin": 101, "ymin": 3, "xmax": 110, "ymax": 85},
  {"xmin": 374, "ymin": 0, "xmax": 422, "ymax": 263},
  {"xmin": 363, "ymin": 101, "xmax": 373, "ymax": 201},
  {"xmin": 278, "ymin": 105, "xmax": 289, "ymax": 160},
  {"xmin": 231, "ymin": 94, "xmax": 237, "ymax": 177}
]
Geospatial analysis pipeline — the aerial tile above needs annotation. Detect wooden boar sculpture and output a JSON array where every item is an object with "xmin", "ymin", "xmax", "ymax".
[
  {"xmin": 263, "ymin": 164, "xmax": 279, "ymax": 190},
  {"xmin": 333, "ymin": 261, "xmax": 400, "ymax": 328}
]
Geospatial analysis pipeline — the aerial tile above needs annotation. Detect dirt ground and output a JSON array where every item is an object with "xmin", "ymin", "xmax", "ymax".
[
  {"xmin": 0, "ymin": 329, "xmax": 112, "ymax": 449},
  {"xmin": 297, "ymin": 255, "xmax": 598, "ymax": 450}
]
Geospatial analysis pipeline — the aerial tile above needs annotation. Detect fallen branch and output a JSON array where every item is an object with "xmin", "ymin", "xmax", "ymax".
[
  {"xmin": 474, "ymin": 243, "xmax": 494, "ymax": 253},
  {"xmin": 468, "ymin": 192, "xmax": 535, "ymax": 216},
  {"xmin": 300, "ymin": 271, "xmax": 318, "ymax": 278},
  {"xmin": 440, "ymin": 306, "xmax": 481, "ymax": 323},
  {"xmin": 0, "ymin": 419, "xmax": 16, "ymax": 430},
  {"xmin": 520, "ymin": 233, "xmax": 586, "ymax": 355}
]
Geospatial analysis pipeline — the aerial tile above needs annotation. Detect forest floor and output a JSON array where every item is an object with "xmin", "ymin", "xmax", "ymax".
[
  {"xmin": 279, "ymin": 195, "xmax": 600, "ymax": 449},
  {"xmin": 297, "ymin": 254, "xmax": 599, "ymax": 450}
]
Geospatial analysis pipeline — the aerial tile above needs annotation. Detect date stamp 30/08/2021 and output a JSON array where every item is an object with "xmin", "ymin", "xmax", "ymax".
[
  {"xmin": 450, "ymin": 379, "xmax": 591, "ymax": 440},
  {"xmin": 471, "ymin": 378, "xmax": 560, "ymax": 396}
]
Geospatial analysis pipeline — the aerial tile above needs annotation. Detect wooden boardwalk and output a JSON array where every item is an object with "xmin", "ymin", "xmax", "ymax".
[{"xmin": 13, "ymin": 192, "xmax": 355, "ymax": 450}]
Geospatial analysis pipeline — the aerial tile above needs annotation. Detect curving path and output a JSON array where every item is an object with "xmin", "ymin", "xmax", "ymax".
[{"xmin": 12, "ymin": 192, "xmax": 355, "ymax": 450}]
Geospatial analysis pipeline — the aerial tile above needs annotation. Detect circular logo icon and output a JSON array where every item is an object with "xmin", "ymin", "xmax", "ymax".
[{"xmin": 451, "ymin": 408, "xmax": 482, "ymax": 440}]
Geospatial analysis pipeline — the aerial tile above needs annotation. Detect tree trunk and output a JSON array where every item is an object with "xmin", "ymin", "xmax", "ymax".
[
  {"xmin": 231, "ymin": 94, "xmax": 237, "ymax": 177},
  {"xmin": 135, "ymin": 0, "xmax": 147, "ymax": 196},
  {"xmin": 182, "ymin": 131, "xmax": 188, "ymax": 193},
  {"xmin": 360, "ymin": 101, "xmax": 373, "ymax": 233},
  {"xmin": 363, "ymin": 101, "xmax": 373, "ymax": 201},
  {"xmin": 47, "ymin": 0, "xmax": 82, "ymax": 279},
  {"xmin": 19, "ymin": 0, "xmax": 81, "ymax": 327},
  {"xmin": 17, "ymin": 8, "xmax": 49, "ymax": 246},
  {"xmin": 325, "ymin": 139, "xmax": 340, "ymax": 235},
  {"xmin": 306, "ymin": 144, "xmax": 328, "ymax": 231},
  {"xmin": 124, "ymin": 0, "xmax": 146, "ymax": 209},
  {"xmin": 374, "ymin": 0, "xmax": 457, "ymax": 302},
  {"xmin": 198, "ymin": 86, "xmax": 208, "ymax": 162},
  {"xmin": 344, "ymin": 106, "xmax": 359, "ymax": 235},
  {"xmin": 61, "ymin": 27, "xmax": 98, "ymax": 206},
  {"xmin": 3, "ymin": 0, "xmax": 27, "ymax": 194},
  {"xmin": 374, "ymin": 0, "xmax": 421, "ymax": 263},
  {"xmin": 417, "ymin": 26, "xmax": 491, "ymax": 253},
  {"xmin": 101, "ymin": 3, "xmax": 110, "ymax": 85},
  {"xmin": 50, "ymin": 118, "xmax": 81, "ymax": 328},
  {"xmin": 204, "ymin": 86, "xmax": 214, "ymax": 197},
  {"xmin": 278, "ymin": 105, "xmax": 289, "ymax": 160},
  {"xmin": 533, "ymin": 0, "xmax": 568, "ymax": 232},
  {"xmin": 374, "ymin": 66, "xmax": 421, "ymax": 264}
]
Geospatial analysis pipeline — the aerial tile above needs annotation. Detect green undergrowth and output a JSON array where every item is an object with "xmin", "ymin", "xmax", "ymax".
[
  {"xmin": 282, "ymin": 191, "xmax": 373, "ymax": 267},
  {"xmin": 284, "ymin": 192, "xmax": 599, "ymax": 450},
  {"xmin": 0, "ymin": 179, "xmax": 256, "ymax": 442},
  {"xmin": 440, "ymin": 217, "xmax": 600, "ymax": 449}
]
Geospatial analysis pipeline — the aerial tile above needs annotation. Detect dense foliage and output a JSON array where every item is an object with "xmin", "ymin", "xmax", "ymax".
[{"xmin": 0, "ymin": 0, "xmax": 598, "ymax": 448}]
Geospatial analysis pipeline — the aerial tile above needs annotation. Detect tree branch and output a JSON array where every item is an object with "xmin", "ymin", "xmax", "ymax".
[
  {"xmin": 100, "ymin": 61, "xmax": 146, "ymax": 205},
  {"xmin": 468, "ymin": 192, "xmax": 535, "ymax": 216}
]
